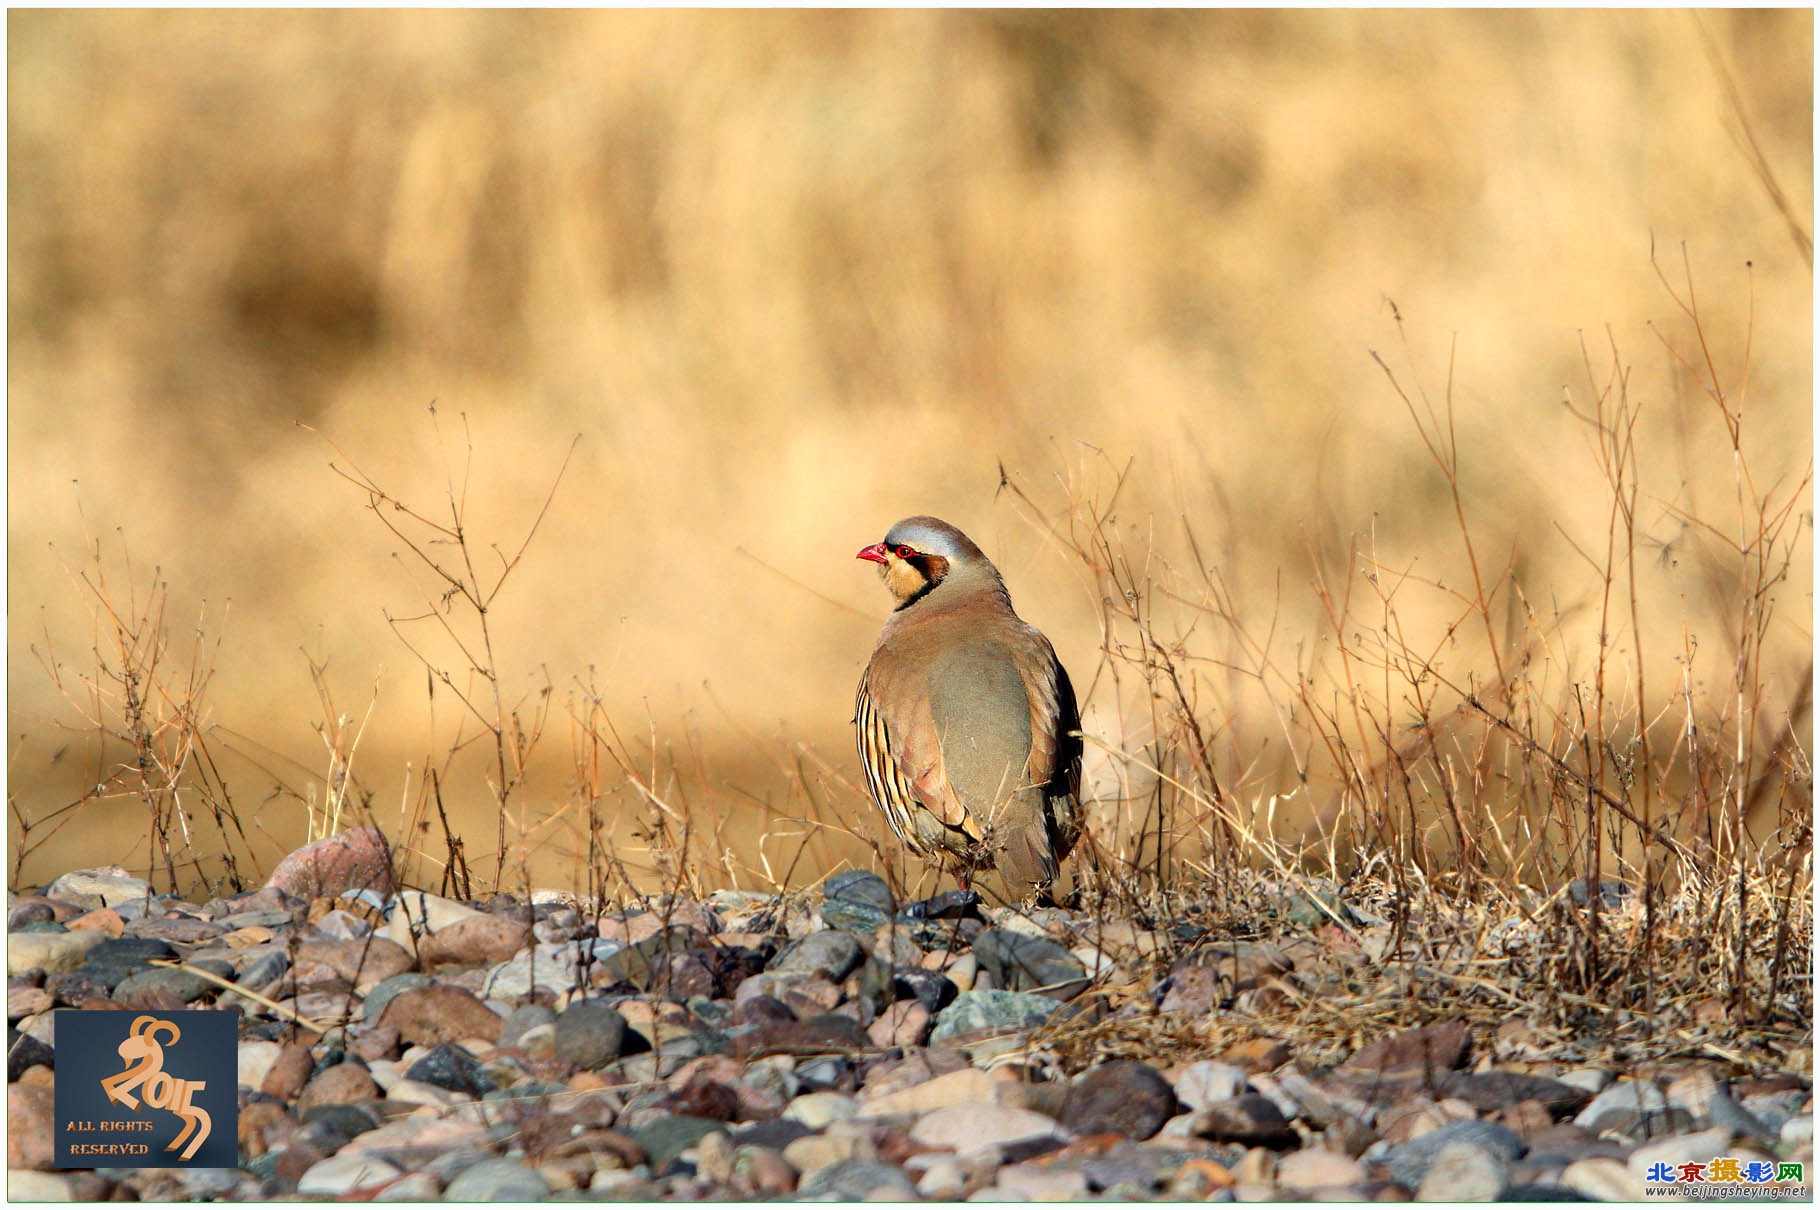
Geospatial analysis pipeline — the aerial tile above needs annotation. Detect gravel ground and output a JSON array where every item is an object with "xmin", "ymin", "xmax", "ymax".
[{"xmin": 6, "ymin": 853, "xmax": 1812, "ymax": 1202}]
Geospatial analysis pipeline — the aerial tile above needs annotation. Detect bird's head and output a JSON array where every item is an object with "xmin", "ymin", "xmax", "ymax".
[{"xmin": 857, "ymin": 515, "xmax": 998, "ymax": 608}]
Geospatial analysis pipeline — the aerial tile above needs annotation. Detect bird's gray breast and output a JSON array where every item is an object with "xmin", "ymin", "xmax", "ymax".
[{"xmin": 925, "ymin": 638, "xmax": 1034, "ymax": 814}]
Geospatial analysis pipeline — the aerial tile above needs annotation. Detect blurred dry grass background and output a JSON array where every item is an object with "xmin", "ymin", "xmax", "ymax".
[{"xmin": 7, "ymin": 10, "xmax": 1811, "ymax": 900}]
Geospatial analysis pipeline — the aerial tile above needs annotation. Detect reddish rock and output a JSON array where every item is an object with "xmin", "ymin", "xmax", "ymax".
[
  {"xmin": 1062, "ymin": 1060, "xmax": 1178, "ymax": 1140},
  {"xmin": 238, "ymin": 1101, "xmax": 291, "ymax": 1159},
  {"xmin": 1190, "ymin": 1095, "xmax": 1299, "ymax": 1148},
  {"xmin": 292, "ymin": 937, "xmax": 413, "ymax": 986},
  {"xmin": 377, "ymin": 984, "xmax": 504, "ymax": 1045},
  {"xmin": 1342, "ymin": 1020, "xmax": 1470, "ymax": 1075},
  {"xmin": 664, "ymin": 1073, "xmax": 741, "ymax": 1122},
  {"xmin": 262, "ymin": 1041, "xmax": 316, "ymax": 1100},
  {"xmin": 64, "ymin": 907, "xmax": 127, "ymax": 936},
  {"xmin": 1489, "ymin": 1098, "xmax": 1555, "ymax": 1135},
  {"xmin": 868, "ymin": 1000, "xmax": 932, "ymax": 1048},
  {"xmin": 416, "ymin": 915, "xmax": 531, "ymax": 968},
  {"xmin": 271, "ymin": 1141, "xmax": 328, "ymax": 1186},
  {"xmin": 264, "ymin": 827, "xmax": 395, "ymax": 901},
  {"xmin": 348, "ymin": 1024, "xmax": 403, "ymax": 1063},
  {"xmin": 297, "ymin": 1062, "xmax": 382, "ymax": 1113},
  {"xmin": 8, "ymin": 985, "xmax": 52, "ymax": 1018},
  {"xmin": 735, "ymin": 1144, "xmax": 798, "ymax": 1196},
  {"xmin": 8, "ymin": 1083, "xmax": 54, "ymax": 1170}
]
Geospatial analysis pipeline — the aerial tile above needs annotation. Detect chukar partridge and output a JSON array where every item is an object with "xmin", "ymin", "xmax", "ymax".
[{"xmin": 854, "ymin": 516, "xmax": 1082, "ymax": 901}]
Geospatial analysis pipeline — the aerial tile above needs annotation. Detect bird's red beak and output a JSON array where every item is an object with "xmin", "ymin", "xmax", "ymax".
[{"xmin": 856, "ymin": 542, "xmax": 889, "ymax": 564}]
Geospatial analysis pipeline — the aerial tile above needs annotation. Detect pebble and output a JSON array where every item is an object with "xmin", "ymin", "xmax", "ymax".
[
  {"xmin": 799, "ymin": 1156, "xmax": 918, "ymax": 1200},
  {"xmin": 864, "ymin": 1064, "xmax": 1009, "ymax": 1115},
  {"xmin": 441, "ymin": 1157, "xmax": 551, "ymax": 1201},
  {"xmin": 1560, "ymin": 1155, "xmax": 1644, "ymax": 1200},
  {"xmin": 9, "ymin": 868, "xmax": 1809, "ymax": 1205},
  {"xmin": 911, "ymin": 1101, "xmax": 1066, "ymax": 1156},
  {"xmin": 784, "ymin": 1128, "xmax": 877, "ymax": 1174},
  {"xmin": 296, "ymin": 1153, "xmax": 402, "ymax": 1195},
  {"xmin": 1414, "ymin": 1140, "xmax": 1510, "ymax": 1201},
  {"xmin": 785, "ymin": 1090, "xmax": 862, "ymax": 1128},
  {"xmin": 373, "ymin": 1172, "xmax": 442, "ymax": 1200},
  {"xmin": 1384, "ymin": 1119, "xmax": 1524, "ymax": 1189},
  {"xmin": 1060, "ymin": 1059, "xmax": 1178, "ymax": 1139},
  {"xmin": 5, "ymin": 929, "xmax": 106, "ymax": 975},
  {"xmin": 772, "ymin": 929, "xmax": 865, "ymax": 981},
  {"xmin": 1276, "ymin": 1148, "xmax": 1367, "ymax": 1191},
  {"xmin": 1176, "ymin": 1060, "xmax": 1251, "ymax": 1110},
  {"xmin": 1625, "ymin": 1127, "xmax": 1735, "ymax": 1180},
  {"xmin": 45, "ymin": 866, "xmax": 152, "ymax": 907},
  {"xmin": 997, "ymin": 1161, "xmax": 1090, "ymax": 1198},
  {"xmin": 263, "ymin": 827, "xmax": 395, "ymax": 900},
  {"xmin": 972, "ymin": 929, "xmax": 1091, "ymax": 1000},
  {"xmin": 5, "ymin": 1171, "xmax": 74, "ymax": 1200},
  {"xmin": 930, "ymin": 988, "xmax": 1061, "ymax": 1043},
  {"xmin": 549, "ymin": 997, "xmax": 629, "ymax": 1069},
  {"xmin": 377, "ymin": 984, "xmax": 503, "ymax": 1045},
  {"xmin": 1574, "ymin": 1078, "xmax": 1668, "ymax": 1133}
]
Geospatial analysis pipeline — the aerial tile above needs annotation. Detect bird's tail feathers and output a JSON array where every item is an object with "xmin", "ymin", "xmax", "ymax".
[{"xmin": 997, "ymin": 819, "xmax": 1059, "ymax": 902}]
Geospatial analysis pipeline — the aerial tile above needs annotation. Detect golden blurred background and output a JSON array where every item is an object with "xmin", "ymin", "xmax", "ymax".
[{"xmin": 7, "ymin": 10, "xmax": 1811, "ymax": 897}]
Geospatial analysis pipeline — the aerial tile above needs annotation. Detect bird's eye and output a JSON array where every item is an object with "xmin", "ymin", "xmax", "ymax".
[{"xmin": 895, "ymin": 544, "xmax": 917, "ymax": 560}]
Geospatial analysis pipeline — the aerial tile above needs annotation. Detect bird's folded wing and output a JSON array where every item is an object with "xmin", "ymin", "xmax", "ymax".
[{"xmin": 1010, "ymin": 628, "xmax": 1082, "ymax": 797}]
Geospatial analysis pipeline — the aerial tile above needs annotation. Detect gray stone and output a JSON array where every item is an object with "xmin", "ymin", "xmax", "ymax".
[
  {"xmin": 46, "ymin": 867, "xmax": 153, "ymax": 908},
  {"xmin": 1415, "ymin": 1141, "xmax": 1511, "ymax": 1201},
  {"xmin": 362, "ymin": 973, "xmax": 432, "ymax": 1020},
  {"xmin": 554, "ymin": 1000, "xmax": 627, "ymax": 1070},
  {"xmin": 973, "ymin": 929, "xmax": 1090, "ymax": 1000},
  {"xmin": 1560, "ymin": 1156, "xmax": 1643, "ymax": 1201},
  {"xmin": 628, "ymin": 1115, "xmax": 729, "ymax": 1174},
  {"xmin": 822, "ymin": 870, "xmax": 895, "ymax": 912},
  {"xmin": 80, "ymin": 937, "xmax": 178, "ymax": 990},
  {"xmin": 9, "ymin": 1026, "xmax": 55, "ymax": 1080},
  {"xmin": 1573, "ymin": 1079, "xmax": 1667, "ymax": 1133},
  {"xmin": 771, "ymin": 930, "xmax": 864, "ymax": 981},
  {"xmin": 1385, "ymin": 1120, "xmax": 1525, "ymax": 1190},
  {"xmin": 5, "ymin": 930, "xmax": 106, "ymax": 976},
  {"xmin": 819, "ymin": 899, "xmax": 893, "ymax": 934},
  {"xmin": 497, "ymin": 1003, "xmax": 557, "ymax": 1048},
  {"xmin": 1061, "ymin": 1060, "xmax": 1178, "ymax": 1140},
  {"xmin": 799, "ymin": 1157, "xmax": 919, "ymax": 1201},
  {"xmin": 296, "ymin": 1153, "xmax": 403, "ymax": 1196},
  {"xmin": 441, "ymin": 1157, "xmax": 551, "ymax": 1201},
  {"xmin": 237, "ymin": 948, "xmax": 292, "ymax": 990},
  {"xmin": 404, "ymin": 1042, "xmax": 493, "ymax": 1095},
  {"xmin": 113, "ymin": 967, "xmax": 213, "ymax": 1005},
  {"xmin": 930, "ymin": 989, "xmax": 1060, "ymax": 1043}
]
